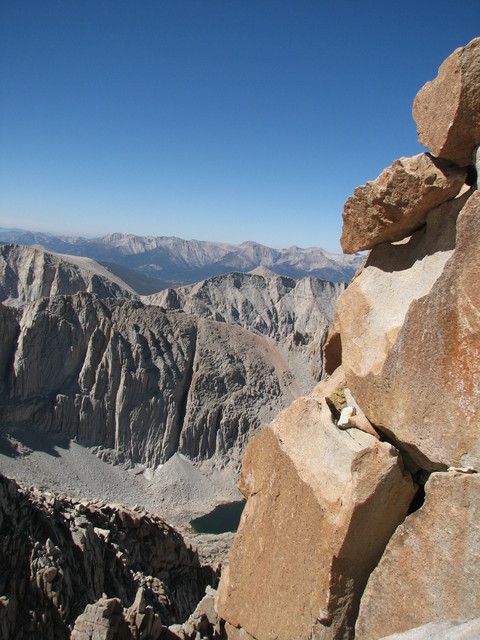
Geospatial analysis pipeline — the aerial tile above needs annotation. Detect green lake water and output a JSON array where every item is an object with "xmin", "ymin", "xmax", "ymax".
[{"xmin": 190, "ymin": 500, "xmax": 246, "ymax": 534}]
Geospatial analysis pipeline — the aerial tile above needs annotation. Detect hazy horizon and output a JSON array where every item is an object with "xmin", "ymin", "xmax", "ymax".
[{"xmin": 0, "ymin": 224, "xmax": 355, "ymax": 253}]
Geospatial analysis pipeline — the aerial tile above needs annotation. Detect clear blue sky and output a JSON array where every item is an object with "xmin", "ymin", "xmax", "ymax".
[{"xmin": 1, "ymin": 1, "xmax": 479, "ymax": 252}]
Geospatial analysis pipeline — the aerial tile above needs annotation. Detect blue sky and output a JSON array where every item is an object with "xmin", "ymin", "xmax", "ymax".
[{"xmin": 1, "ymin": 1, "xmax": 479, "ymax": 252}]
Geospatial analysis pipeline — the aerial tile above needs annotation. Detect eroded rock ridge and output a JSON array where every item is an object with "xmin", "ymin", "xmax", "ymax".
[
  {"xmin": 145, "ymin": 271, "xmax": 344, "ymax": 381},
  {"xmin": 0, "ymin": 243, "xmax": 136, "ymax": 306},
  {"xmin": 0, "ymin": 473, "xmax": 212, "ymax": 640}
]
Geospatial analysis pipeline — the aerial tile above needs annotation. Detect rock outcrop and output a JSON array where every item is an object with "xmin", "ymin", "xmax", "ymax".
[
  {"xmin": 0, "ymin": 243, "xmax": 136, "ymax": 306},
  {"xmin": 340, "ymin": 153, "xmax": 467, "ymax": 253},
  {"xmin": 217, "ymin": 370, "xmax": 415, "ymax": 640},
  {"xmin": 145, "ymin": 272, "xmax": 342, "ymax": 341},
  {"xmin": 327, "ymin": 189, "xmax": 480, "ymax": 470},
  {"xmin": 145, "ymin": 271, "xmax": 345, "ymax": 382},
  {"xmin": 356, "ymin": 471, "xmax": 480, "ymax": 639},
  {"xmin": 169, "ymin": 586, "xmax": 224, "ymax": 639},
  {"xmin": 327, "ymin": 38, "xmax": 480, "ymax": 635},
  {"xmin": 413, "ymin": 37, "xmax": 480, "ymax": 166},
  {"xmin": 70, "ymin": 585, "xmax": 224, "ymax": 640},
  {"xmin": 343, "ymin": 191, "xmax": 480, "ymax": 470},
  {"xmin": 0, "ymin": 473, "xmax": 212, "ymax": 640},
  {"xmin": 218, "ymin": 38, "xmax": 480, "ymax": 639},
  {"xmin": 71, "ymin": 597, "xmax": 134, "ymax": 640},
  {"xmin": 0, "ymin": 293, "xmax": 308, "ymax": 470}
]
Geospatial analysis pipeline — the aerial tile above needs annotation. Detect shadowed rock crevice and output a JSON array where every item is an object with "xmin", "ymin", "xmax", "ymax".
[
  {"xmin": 407, "ymin": 481, "xmax": 426, "ymax": 516},
  {"xmin": 0, "ymin": 304, "xmax": 21, "ymax": 394},
  {"xmin": 368, "ymin": 420, "xmax": 446, "ymax": 475},
  {"xmin": 168, "ymin": 324, "xmax": 198, "ymax": 461},
  {"xmin": 465, "ymin": 164, "xmax": 477, "ymax": 186}
]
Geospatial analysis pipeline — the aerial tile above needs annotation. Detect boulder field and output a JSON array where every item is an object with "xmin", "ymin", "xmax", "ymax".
[{"xmin": 218, "ymin": 38, "xmax": 480, "ymax": 639}]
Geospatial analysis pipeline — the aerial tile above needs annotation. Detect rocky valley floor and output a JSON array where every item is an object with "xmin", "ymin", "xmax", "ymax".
[{"xmin": 0, "ymin": 427, "xmax": 240, "ymax": 565}]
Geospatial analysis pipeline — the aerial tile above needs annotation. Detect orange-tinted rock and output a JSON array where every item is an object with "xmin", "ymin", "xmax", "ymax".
[
  {"xmin": 378, "ymin": 619, "xmax": 480, "ymax": 640},
  {"xmin": 349, "ymin": 191, "xmax": 479, "ymax": 470},
  {"xmin": 333, "ymin": 192, "xmax": 461, "ymax": 382},
  {"xmin": 332, "ymin": 189, "xmax": 480, "ymax": 470},
  {"xmin": 356, "ymin": 472, "xmax": 480, "ymax": 639},
  {"xmin": 340, "ymin": 154, "xmax": 466, "ymax": 253},
  {"xmin": 217, "ymin": 371, "xmax": 415, "ymax": 640},
  {"xmin": 413, "ymin": 38, "xmax": 480, "ymax": 166}
]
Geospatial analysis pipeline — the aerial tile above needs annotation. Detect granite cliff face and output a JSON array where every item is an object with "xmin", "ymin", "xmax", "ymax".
[
  {"xmin": 0, "ymin": 244, "xmax": 136, "ymax": 306},
  {"xmin": 146, "ymin": 271, "xmax": 342, "ymax": 339},
  {"xmin": 219, "ymin": 38, "xmax": 480, "ymax": 639},
  {"xmin": 0, "ymin": 293, "xmax": 312, "ymax": 470},
  {"xmin": 0, "ymin": 254, "xmax": 346, "ymax": 474},
  {"xmin": 145, "ymin": 271, "xmax": 345, "ymax": 382}
]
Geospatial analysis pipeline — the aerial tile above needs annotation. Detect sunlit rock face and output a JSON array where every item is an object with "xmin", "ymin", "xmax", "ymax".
[
  {"xmin": 217, "ymin": 370, "xmax": 415, "ymax": 640},
  {"xmin": 218, "ymin": 38, "xmax": 480, "ymax": 640},
  {"xmin": 413, "ymin": 37, "xmax": 480, "ymax": 166},
  {"xmin": 328, "ymin": 189, "xmax": 480, "ymax": 471}
]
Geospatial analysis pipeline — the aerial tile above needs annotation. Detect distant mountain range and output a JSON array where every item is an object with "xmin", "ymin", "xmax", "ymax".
[{"xmin": 0, "ymin": 229, "xmax": 364, "ymax": 287}]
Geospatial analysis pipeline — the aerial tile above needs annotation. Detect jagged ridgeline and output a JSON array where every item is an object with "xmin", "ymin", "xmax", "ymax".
[
  {"xmin": 218, "ymin": 37, "xmax": 480, "ymax": 640},
  {"xmin": 0, "ymin": 243, "xmax": 346, "ymax": 470},
  {"xmin": 0, "ymin": 473, "xmax": 214, "ymax": 639},
  {"xmin": 0, "ymin": 232, "xmax": 363, "ymax": 284}
]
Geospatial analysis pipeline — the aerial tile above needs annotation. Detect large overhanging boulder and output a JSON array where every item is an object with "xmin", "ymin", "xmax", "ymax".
[
  {"xmin": 217, "ymin": 369, "xmax": 415, "ymax": 640},
  {"xmin": 356, "ymin": 472, "xmax": 480, "ymax": 639},
  {"xmin": 413, "ymin": 37, "xmax": 480, "ymax": 166},
  {"xmin": 340, "ymin": 153, "xmax": 466, "ymax": 253}
]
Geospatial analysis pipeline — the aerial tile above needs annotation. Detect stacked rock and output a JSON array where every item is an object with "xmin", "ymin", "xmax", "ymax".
[
  {"xmin": 218, "ymin": 38, "xmax": 480, "ymax": 640},
  {"xmin": 331, "ymin": 36, "xmax": 480, "ymax": 640}
]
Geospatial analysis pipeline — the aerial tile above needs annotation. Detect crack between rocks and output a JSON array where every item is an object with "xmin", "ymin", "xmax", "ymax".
[{"xmin": 371, "ymin": 422, "xmax": 448, "ymax": 475}]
